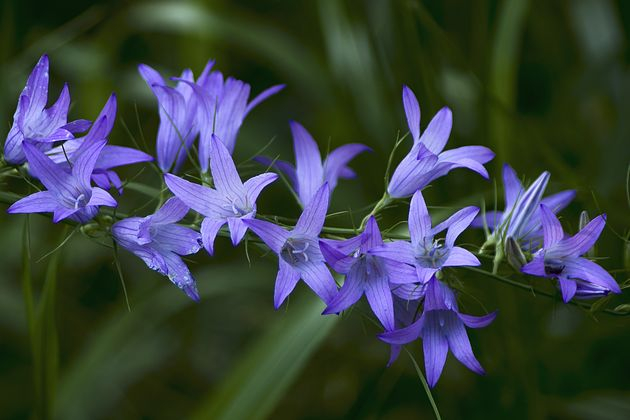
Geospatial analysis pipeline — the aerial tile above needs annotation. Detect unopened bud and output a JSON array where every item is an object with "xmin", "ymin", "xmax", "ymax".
[
  {"xmin": 579, "ymin": 210, "xmax": 590, "ymax": 230},
  {"xmin": 505, "ymin": 236, "xmax": 527, "ymax": 271}
]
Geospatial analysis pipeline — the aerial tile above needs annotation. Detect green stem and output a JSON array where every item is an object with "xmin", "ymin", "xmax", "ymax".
[{"xmin": 359, "ymin": 192, "xmax": 392, "ymax": 229}]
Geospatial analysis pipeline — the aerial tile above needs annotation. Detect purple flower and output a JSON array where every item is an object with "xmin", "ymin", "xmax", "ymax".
[
  {"xmin": 46, "ymin": 94, "xmax": 153, "ymax": 193},
  {"xmin": 4, "ymin": 55, "xmax": 91, "ymax": 165},
  {"xmin": 243, "ymin": 184, "xmax": 338, "ymax": 308},
  {"xmin": 387, "ymin": 86, "xmax": 494, "ymax": 198},
  {"xmin": 165, "ymin": 134, "xmax": 277, "ymax": 255},
  {"xmin": 257, "ymin": 121, "xmax": 369, "ymax": 206},
  {"xmin": 521, "ymin": 204, "xmax": 621, "ymax": 302},
  {"xmin": 370, "ymin": 190, "xmax": 481, "ymax": 283},
  {"xmin": 7, "ymin": 123, "xmax": 117, "ymax": 223},
  {"xmin": 192, "ymin": 60, "xmax": 284, "ymax": 171},
  {"xmin": 472, "ymin": 164, "xmax": 575, "ymax": 251},
  {"xmin": 139, "ymin": 63, "xmax": 199, "ymax": 173},
  {"xmin": 112, "ymin": 198, "xmax": 202, "ymax": 301},
  {"xmin": 380, "ymin": 277, "xmax": 496, "ymax": 387},
  {"xmin": 319, "ymin": 216, "xmax": 417, "ymax": 331}
]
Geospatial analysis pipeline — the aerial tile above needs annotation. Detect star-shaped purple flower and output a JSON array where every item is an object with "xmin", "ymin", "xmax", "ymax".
[
  {"xmin": 387, "ymin": 85, "xmax": 494, "ymax": 198},
  {"xmin": 380, "ymin": 277, "xmax": 496, "ymax": 387},
  {"xmin": 472, "ymin": 164, "xmax": 575, "ymax": 251},
  {"xmin": 243, "ymin": 184, "xmax": 338, "ymax": 308},
  {"xmin": 370, "ymin": 190, "xmax": 481, "ymax": 283},
  {"xmin": 165, "ymin": 134, "xmax": 277, "ymax": 255},
  {"xmin": 521, "ymin": 204, "xmax": 621, "ymax": 302},
  {"xmin": 7, "ymin": 119, "xmax": 117, "ymax": 223},
  {"xmin": 112, "ymin": 197, "xmax": 202, "ymax": 301},
  {"xmin": 257, "ymin": 121, "xmax": 369, "ymax": 206},
  {"xmin": 319, "ymin": 216, "xmax": 417, "ymax": 331},
  {"xmin": 46, "ymin": 94, "xmax": 153, "ymax": 193},
  {"xmin": 4, "ymin": 54, "xmax": 91, "ymax": 165}
]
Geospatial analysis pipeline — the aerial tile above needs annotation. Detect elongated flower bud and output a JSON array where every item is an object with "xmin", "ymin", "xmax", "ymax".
[{"xmin": 505, "ymin": 236, "xmax": 527, "ymax": 271}]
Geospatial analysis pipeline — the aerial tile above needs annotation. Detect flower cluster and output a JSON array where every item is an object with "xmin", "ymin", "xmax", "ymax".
[{"xmin": 2, "ymin": 56, "xmax": 623, "ymax": 388}]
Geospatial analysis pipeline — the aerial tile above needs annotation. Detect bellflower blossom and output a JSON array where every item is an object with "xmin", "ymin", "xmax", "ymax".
[
  {"xmin": 4, "ymin": 54, "xmax": 91, "ymax": 165},
  {"xmin": 521, "ymin": 204, "xmax": 621, "ymax": 302},
  {"xmin": 139, "ymin": 63, "xmax": 199, "ymax": 173},
  {"xmin": 243, "ymin": 184, "xmax": 338, "ymax": 308},
  {"xmin": 387, "ymin": 86, "xmax": 494, "ymax": 198},
  {"xmin": 472, "ymin": 164, "xmax": 575, "ymax": 251},
  {"xmin": 112, "ymin": 197, "xmax": 202, "ymax": 301},
  {"xmin": 165, "ymin": 134, "xmax": 277, "ymax": 255},
  {"xmin": 191, "ymin": 60, "xmax": 285, "ymax": 171},
  {"xmin": 46, "ymin": 94, "xmax": 153, "ymax": 193},
  {"xmin": 7, "ymin": 119, "xmax": 117, "ymax": 223},
  {"xmin": 257, "ymin": 121, "xmax": 369, "ymax": 206},
  {"xmin": 380, "ymin": 277, "xmax": 496, "ymax": 387},
  {"xmin": 370, "ymin": 190, "xmax": 480, "ymax": 284},
  {"xmin": 319, "ymin": 216, "xmax": 417, "ymax": 331}
]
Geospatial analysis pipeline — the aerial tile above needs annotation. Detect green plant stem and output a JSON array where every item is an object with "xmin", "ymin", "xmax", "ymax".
[{"xmin": 359, "ymin": 192, "xmax": 392, "ymax": 229}]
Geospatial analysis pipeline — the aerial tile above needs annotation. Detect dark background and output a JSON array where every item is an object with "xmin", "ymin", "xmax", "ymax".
[{"xmin": 1, "ymin": 0, "xmax": 629, "ymax": 419}]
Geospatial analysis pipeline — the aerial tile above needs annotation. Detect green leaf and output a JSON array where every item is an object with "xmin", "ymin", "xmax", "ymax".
[{"xmin": 190, "ymin": 295, "xmax": 337, "ymax": 420}]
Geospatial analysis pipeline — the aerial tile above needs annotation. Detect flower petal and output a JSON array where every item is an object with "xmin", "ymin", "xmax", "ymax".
[
  {"xmin": 151, "ymin": 197, "xmax": 190, "ymax": 224},
  {"xmin": 420, "ymin": 107, "xmax": 452, "ymax": 155},
  {"xmin": 319, "ymin": 241, "xmax": 355, "ymax": 274},
  {"xmin": 458, "ymin": 311, "xmax": 497, "ymax": 329},
  {"xmin": 379, "ymin": 318, "xmax": 423, "ymax": 345},
  {"xmin": 502, "ymin": 164, "xmax": 523, "ymax": 210},
  {"xmin": 444, "ymin": 313, "xmax": 485, "ymax": 375},
  {"xmin": 443, "ymin": 247, "xmax": 480, "ymax": 267},
  {"xmin": 563, "ymin": 258, "xmax": 621, "ymax": 293},
  {"xmin": 291, "ymin": 121, "xmax": 324, "ymax": 206},
  {"xmin": 7, "ymin": 191, "xmax": 59, "ymax": 214},
  {"xmin": 539, "ymin": 204, "xmax": 563, "ymax": 248},
  {"xmin": 550, "ymin": 214, "xmax": 606, "ymax": 258},
  {"xmin": 294, "ymin": 183, "xmax": 329, "ymax": 236},
  {"xmin": 298, "ymin": 261, "xmax": 337, "ymax": 304},
  {"xmin": 369, "ymin": 241, "xmax": 415, "ymax": 265},
  {"xmin": 558, "ymin": 277, "xmax": 577, "ymax": 303},
  {"xmin": 200, "ymin": 218, "xmax": 225, "ymax": 255},
  {"xmin": 87, "ymin": 187, "xmax": 117, "ymax": 207},
  {"xmin": 209, "ymin": 134, "xmax": 246, "ymax": 200},
  {"xmin": 322, "ymin": 267, "xmax": 365, "ymax": 315},
  {"xmin": 227, "ymin": 217, "xmax": 249, "ymax": 246},
  {"xmin": 402, "ymin": 85, "xmax": 421, "ymax": 142},
  {"xmin": 365, "ymin": 273, "xmax": 395, "ymax": 331},
  {"xmin": 322, "ymin": 143, "xmax": 370, "ymax": 191},
  {"xmin": 154, "ymin": 224, "xmax": 202, "ymax": 255},
  {"xmin": 244, "ymin": 172, "xmax": 278, "ymax": 204},
  {"xmin": 422, "ymin": 316, "xmax": 449, "ymax": 387},
  {"xmin": 164, "ymin": 173, "xmax": 230, "ymax": 218},
  {"xmin": 245, "ymin": 84, "xmax": 285, "ymax": 115},
  {"xmin": 274, "ymin": 260, "xmax": 300, "ymax": 309},
  {"xmin": 242, "ymin": 218, "xmax": 290, "ymax": 254},
  {"xmin": 409, "ymin": 190, "xmax": 432, "ymax": 245}
]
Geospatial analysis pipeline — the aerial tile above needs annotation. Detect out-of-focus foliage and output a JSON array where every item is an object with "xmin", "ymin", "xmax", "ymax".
[{"xmin": 0, "ymin": 0, "xmax": 629, "ymax": 419}]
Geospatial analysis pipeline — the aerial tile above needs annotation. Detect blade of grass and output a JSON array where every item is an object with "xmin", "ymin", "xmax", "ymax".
[{"xmin": 190, "ymin": 295, "xmax": 338, "ymax": 420}]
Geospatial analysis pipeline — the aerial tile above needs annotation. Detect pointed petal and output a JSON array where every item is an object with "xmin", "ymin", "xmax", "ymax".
[
  {"xmin": 244, "ymin": 172, "xmax": 278, "ymax": 204},
  {"xmin": 25, "ymin": 55, "xmax": 50, "ymax": 113},
  {"xmin": 7, "ymin": 191, "xmax": 59, "ymax": 214},
  {"xmin": 502, "ymin": 164, "xmax": 523, "ymax": 210},
  {"xmin": 322, "ymin": 268, "xmax": 364, "ymax": 315},
  {"xmin": 379, "ymin": 318, "xmax": 423, "ymax": 345},
  {"xmin": 294, "ymin": 183, "xmax": 329, "ymax": 236},
  {"xmin": 291, "ymin": 121, "xmax": 324, "ymax": 205},
  {"xmin": 420, "ymin": 107, "xmax": 452, "ymax": 155},
  {"xmin": 160, "ymin": 251, "xmax": 199, "ymax": 301},
  {"xmin": 152, "ymin": 85, "xmax": 188, "ymax": 172},
  {"xmin": 23, "ymin": 142, "xmax": 75, "ymax": 200},
  {"xmin": 365, "ymin": 273, "xmax": 395, "ymax": 331},
  {"xmin": 458, "ymin": 311, "xmax": 497, "ymax": 328},
  {"xmin": 245, "ymin": 84, "xmax": 285, "ymax": 115},
  {"xmin": 444, "ymin": 314, "xmax": 485, "ymax": 375},
  {"xmin": 362, "ymin": 216, "xmax": 384, "ymax": 249},
  {"xmin": 422, "ymin": 317, "xmax": 449, "ymax": 387},
  {"xmin": 382, "ymin": 259, "xmax": 418, "ymax": 284},
  {"xmin": 402, "ymin": 85, "xmax": 420, "ymax": 142},
  {"xmin": 227, "ymin": 217, "xmax": 249, "ymax": 246},
  {"xmin": 558, "ymin": 277, "xmax": 577, "ymax": 302},
  {"xmin": 391, "ymin": 282, "xmax": 426, "ymax": 300},
  {"xmin": 322, "ymin": 143, "xmax": 370, "ymax": 190},
  {"xmin": 164, "ymin": 173, "xmax": 230, "ymax": 217},
  {"xmin": 319, "ymin": 241, "xmax": 356, "ymax": 274},
  {"xmin": 152, "ymin": 197, "xmax": 189, "ymax": 224},
  {"xmin": 563, "ymin": 258, "xmax": 621, "ymax": 293},
  {"xmin": 299, "ymin": 262, "xmax": 337, "ymax": 304},
  {"xmin": 505, "ymin": 171, "xmax": 550, "ymax": 239},
  {"xmin": 209, "ymin": 134, "xmax": 246, "ymax": 199},
  {"xmin": 444, "ymin": 247, "xmax": 480, "ymax": 267},
  {"xmin": 432, "ymin": 206, "xmax": 478, "ymax": 248},
  {"xmin": 274, "ymin": 260, "xmax": 301, "ymax": 309},
  {"xmin": 369, "ymin": 241, "xmax": 415, "ymax": 265},
  {"xmin": 438, "ymin": 145, "xmax": 495, "ymax": 167},
  {"xmin": 73, "ymin": 139, "xmax": 107, "ymax": 190},
  {"xmin": 138, "ymin": 63, "xmax": 167, "ymax": 90},
  {"xmin": 87, "ymin": 187, "xmax": 117, "ymax": 207},
  {"xmin": 471, "ymin": 211, "xmax": 504, "ymax": 230},
  {"xmin": 153, "ymin": 224, "xmax": 202, "ymax": 255},
  {"xmin": 320, "ymin": 234, "xmax": 364, "ymax": 255},
  {"xmin": 200, "ymin": 218, "xmax": 225, "ymax": 255},
  {"xmin": 242, "ymin": 218, "xmax": 289, "ymax": 254},
  {"xmin": 53, "ymin": 206, "xmax": 78, "ymax": 223},
  {"xmin": 540, "ymin": 190, "xmax": 576, "ymax": 213},
  {"xmin": 95, "ymin": 146, "xmax": 153, "ymax": 170},
  {"xmin": 521, "ymin": 255, "xmax": 546, "ymax": 277},
  {"xmin": 539, "ymin": 204, "xmax": 564, "ymax": 248},
  {"xmin": 409, "ymin": 190, "xmax": 432, "ymax": 244},
  {"xmin": 550, "ymin": 215, "xmax": 606, "ymax": 258}
]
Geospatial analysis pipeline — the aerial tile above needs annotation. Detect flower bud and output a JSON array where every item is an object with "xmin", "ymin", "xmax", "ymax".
[{"xmin": 505, "ymin": 236, "xmax": 527, "ymax": 271}]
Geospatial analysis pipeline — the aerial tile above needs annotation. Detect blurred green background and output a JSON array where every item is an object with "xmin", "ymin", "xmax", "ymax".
[{"xmin": 1, "ymin": 0, "xmax": 629, "ymax": 419}]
